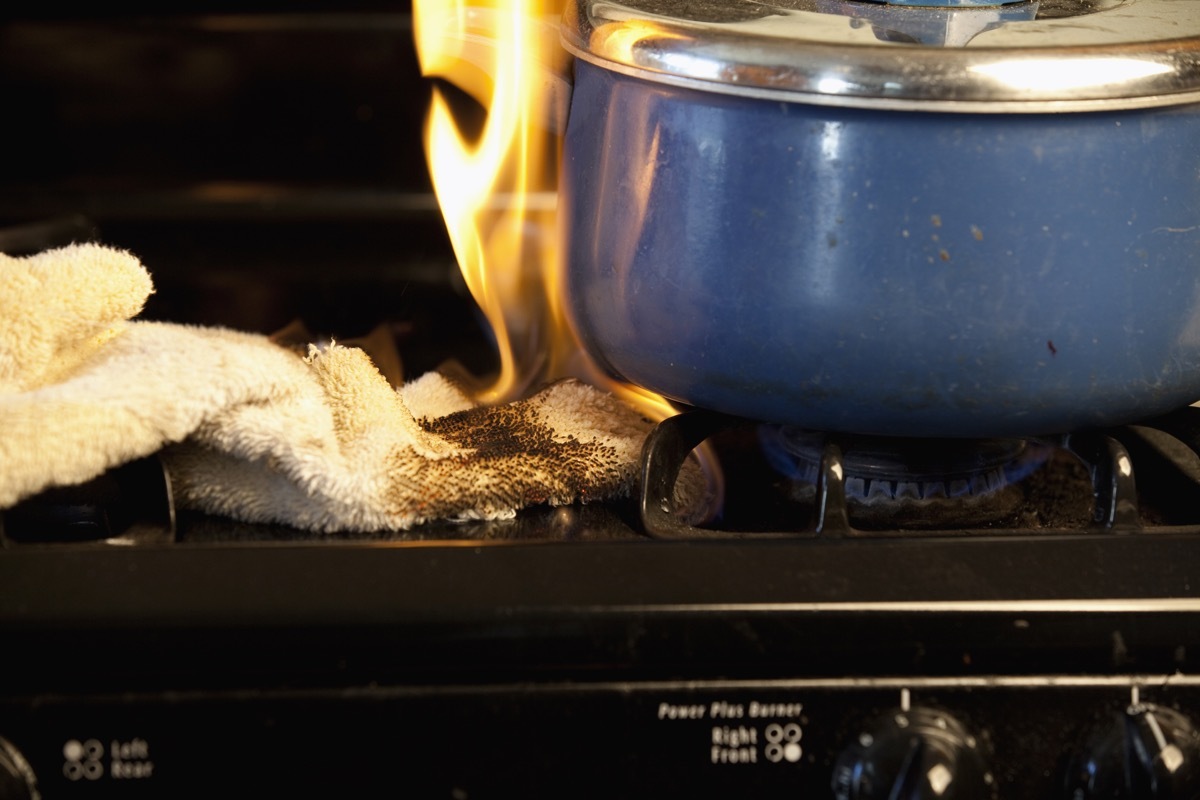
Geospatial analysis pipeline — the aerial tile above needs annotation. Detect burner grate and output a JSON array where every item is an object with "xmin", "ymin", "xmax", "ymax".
[{"xmin": 638, "ymin": 407, "xmax": 1200, "ymax": 540}]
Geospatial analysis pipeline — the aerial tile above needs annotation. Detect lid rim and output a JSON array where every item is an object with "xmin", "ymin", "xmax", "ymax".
[
  {"xmin": 566, "ymin": 44, "xmax": 1200, "ymax": 113},
  {"xmin": 562, "ymin": 0, "xmax": 1200, "ymax": 110}
]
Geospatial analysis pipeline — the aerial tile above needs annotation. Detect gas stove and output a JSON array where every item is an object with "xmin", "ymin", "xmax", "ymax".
[
  {"xmin": 2, "ymin": 5, "xmax": 1200, "ymax": 799},
  {"xmin": 3, "ymin": 356, "xmax": 1200, "ymax": 799}
]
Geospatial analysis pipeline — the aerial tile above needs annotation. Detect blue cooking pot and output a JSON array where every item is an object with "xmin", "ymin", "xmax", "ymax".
[{"xmin": 559, "ymin": 0, "xmax": 1200, "ymax": 437}]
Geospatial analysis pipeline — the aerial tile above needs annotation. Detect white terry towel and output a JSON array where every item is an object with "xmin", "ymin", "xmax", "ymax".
[{"xmin": 0, "ymin": 243, "xmax": 695, "ymax": 533}]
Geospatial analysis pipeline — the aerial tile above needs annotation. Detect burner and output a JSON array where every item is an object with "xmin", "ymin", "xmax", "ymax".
[{"xmin": 759, "ymin": 427, "xmax": 1057, "ymax": 528}]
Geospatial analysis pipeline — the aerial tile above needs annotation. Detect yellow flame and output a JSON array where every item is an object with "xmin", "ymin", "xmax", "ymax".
[
  {"xmin": 413, "ymin": 0, "xmax": 680, "ymax": 418},
  {"xmin": 414, "ymin": 0, "xmax": 572, "ymax": 403},
  {"xmin": 414, "ymin": 0, "xmax": 722, "ymax": 516}
]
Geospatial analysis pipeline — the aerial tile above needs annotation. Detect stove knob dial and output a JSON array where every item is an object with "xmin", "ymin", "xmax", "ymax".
[
  {"xmin": 0, "ymin": 737, "xmax": 38, "ymax": 800},
  {"xmin": 1066, "ymin": 703, "xmax": 1200, "ymax": 799},
  {"xmin": 832, "ymin": 706, "xmax": 994, "ymax": 800}
]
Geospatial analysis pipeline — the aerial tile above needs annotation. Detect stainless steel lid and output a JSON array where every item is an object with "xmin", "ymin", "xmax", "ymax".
[{"xmin": 560, "ymin": 0, "xmax": 1200, "ymax": 112}]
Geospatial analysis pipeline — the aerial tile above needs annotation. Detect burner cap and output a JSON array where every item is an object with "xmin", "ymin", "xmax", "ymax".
[{"xmin": 760, "ymin": 427, "xmax": 1053, "ymax": 528}]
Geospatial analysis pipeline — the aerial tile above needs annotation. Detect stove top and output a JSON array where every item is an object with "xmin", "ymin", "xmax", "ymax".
[
  {"xmin": 4, "ymin": 397, "xmax": 1199, "ymax": 681},
  {"xmin": 4, "ymin": 417, "xmax": 1200, "ymax": 797}
]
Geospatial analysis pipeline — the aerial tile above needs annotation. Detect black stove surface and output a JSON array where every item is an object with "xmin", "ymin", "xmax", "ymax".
[
  {"xmin": 4, "ymin": 453, "xmax": 1200, "ymax": 798},
  {"xmin": 4, "ymin": 400, "xmax": 1200, "ymax": 685}
]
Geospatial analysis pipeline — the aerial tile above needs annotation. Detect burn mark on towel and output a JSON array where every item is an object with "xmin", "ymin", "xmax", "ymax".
[
  {"xmin": 384, "ymin": 382, "xmax": 637, "ymax": 521},
  {"xmin": 1047, "ymin": 340, "xmax": 1057, "ymax": 356},
  {"xmin": 426, "ymin": 403, "xmax": 617, "ymax": 485}
]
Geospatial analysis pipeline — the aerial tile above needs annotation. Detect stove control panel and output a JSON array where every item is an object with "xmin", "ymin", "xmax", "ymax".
[{"xmin": 3, "ymin": 678, "xmax": 1200, "ymax": 798}]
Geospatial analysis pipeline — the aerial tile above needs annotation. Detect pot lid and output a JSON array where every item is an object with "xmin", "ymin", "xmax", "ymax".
[{"xmin": 560, "ymin": 0, "xmax": 1200, "ymax": 111}]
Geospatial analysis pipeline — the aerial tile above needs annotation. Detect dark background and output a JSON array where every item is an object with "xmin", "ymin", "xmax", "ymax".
[{"xmin": 0, "ymin": 2, "xmax": 492, "ymax": 376}]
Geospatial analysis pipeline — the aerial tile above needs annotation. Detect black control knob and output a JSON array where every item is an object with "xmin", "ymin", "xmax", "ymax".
[
  {"xmin": 0, "ymin": 737, "xmax": 38, "ymax": 800},
  {"xmin": 1066, "ymin": 703, "xmax": 1200, "ymax": 799},
  {"xmin": 832, "ymin": 706, "xmax": 994, "ymax": 800}
]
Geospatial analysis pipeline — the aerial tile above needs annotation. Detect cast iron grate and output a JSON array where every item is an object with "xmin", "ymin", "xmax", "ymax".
[{"xmin": 639, "ymin": 406, "xmax": 1200, "ymax": 539}]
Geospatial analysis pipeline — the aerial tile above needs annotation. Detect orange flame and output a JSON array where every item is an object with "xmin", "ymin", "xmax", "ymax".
[
  {"xmin": 413, "ymin": 0, "xmax": 572, "ymax": 403},
  {"xmin": 413, "ymin": 0, "xmax": 681, "ymax": 418},
  {"xmin": 414, "ymin": 0, "xmax": 722, "ymax": 515}
]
